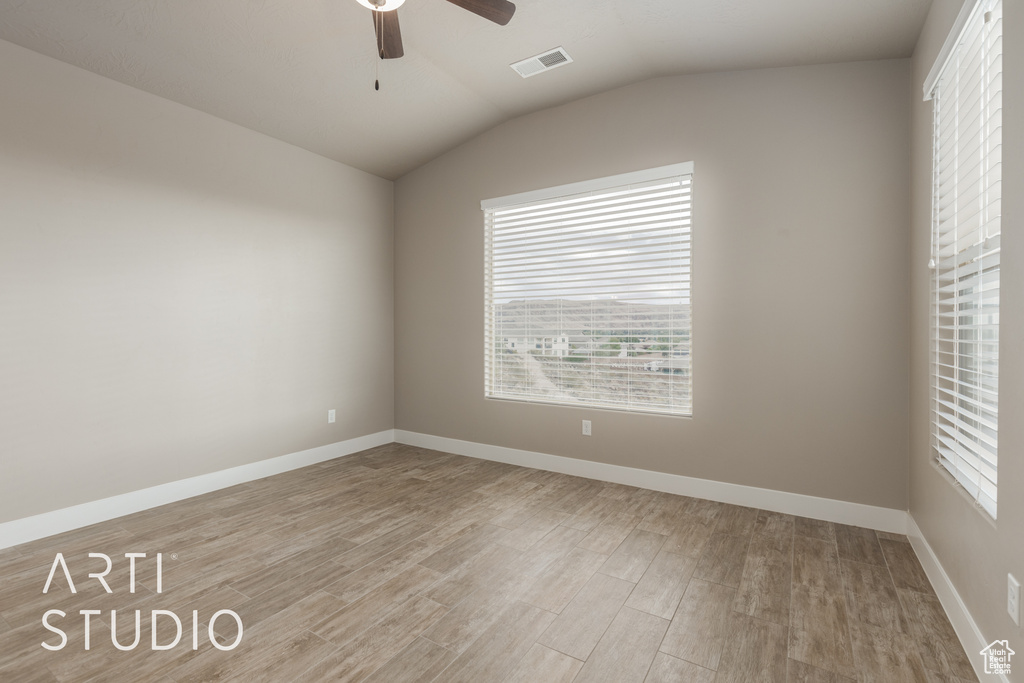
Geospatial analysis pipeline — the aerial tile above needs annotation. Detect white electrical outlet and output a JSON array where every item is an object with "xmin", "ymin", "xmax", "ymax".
[
  {"xmin": 1009, "ymin": 574, "xmax": 1020, "ymax": 626},
  {"xmin": 582, "ymin": 419, "xmax": 591, "ymax": 436},
  {"xmin": 328, "ymin": 409, "xmax": 336, "ymax": 424}
]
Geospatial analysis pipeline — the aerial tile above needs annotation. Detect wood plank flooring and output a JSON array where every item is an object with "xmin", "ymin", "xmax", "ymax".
[{"xmin": 0, "ymin": 444, "xmax": 977, "ymax": 682}]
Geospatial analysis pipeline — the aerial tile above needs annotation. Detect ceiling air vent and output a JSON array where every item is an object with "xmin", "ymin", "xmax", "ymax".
[{"xmin": 510, "ymin": 47, "xmax": 573, "ymax": 79}]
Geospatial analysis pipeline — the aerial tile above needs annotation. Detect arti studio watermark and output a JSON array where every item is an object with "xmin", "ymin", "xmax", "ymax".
[{"xmin": 40, "ymin": 552, "xmax": 243, "ymax": 652}]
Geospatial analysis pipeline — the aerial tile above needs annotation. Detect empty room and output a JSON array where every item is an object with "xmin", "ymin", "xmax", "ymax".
[{"xmin": 0, "ymin": 0, "xmax": 1020, "ymax": 681}]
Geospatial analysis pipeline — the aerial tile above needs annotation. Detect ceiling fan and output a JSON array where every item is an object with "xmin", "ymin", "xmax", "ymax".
[{"xmin": 356, "ymin": 0, "xmax": 516, "ymax": 60}]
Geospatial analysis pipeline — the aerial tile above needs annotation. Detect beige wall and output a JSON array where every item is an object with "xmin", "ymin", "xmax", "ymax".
[
  {"xmin": 910, "ymin": 0, "xmax": 1024, "ymax": 666},
  {"xmin": 0, "ymin": 40, "xmax": 395, "ymax": 524},
  {"xmin": 395, "ymin": 60, "xmax": 911, "ymax": 510}
]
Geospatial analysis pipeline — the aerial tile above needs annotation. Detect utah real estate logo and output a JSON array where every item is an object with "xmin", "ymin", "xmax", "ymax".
[{"xmin": 980, "ymin": 639, "xmax": 1014, "ymax": 676}]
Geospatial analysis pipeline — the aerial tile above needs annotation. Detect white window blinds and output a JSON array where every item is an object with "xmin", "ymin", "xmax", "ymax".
[
  {"xmin": 483, "ymin": 163, "xmax": 693, "ymax": 416},
  {"xmin": 927, "ymin": 0, "xmax": 1002, "ymax": 518}
]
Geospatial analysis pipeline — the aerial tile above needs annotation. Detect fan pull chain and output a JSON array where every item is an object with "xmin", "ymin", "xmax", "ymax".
[{"xmin": 374, "ymin": 11, "xmax": 381, "ymax": 91}]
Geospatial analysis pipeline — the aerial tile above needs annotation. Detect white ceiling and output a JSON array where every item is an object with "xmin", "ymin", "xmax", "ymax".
[{"xmin": 0, "ymin": 0, "xmax": 932, "ymax": 179}]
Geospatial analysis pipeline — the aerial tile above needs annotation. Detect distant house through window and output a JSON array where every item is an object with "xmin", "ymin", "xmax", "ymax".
[{"xmin": 482, "ymin": 162, "xmax": 693, "ymax": 416}]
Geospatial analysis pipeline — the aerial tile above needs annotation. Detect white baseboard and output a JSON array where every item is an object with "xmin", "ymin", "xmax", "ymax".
[
  {"xmin": 907, "ymin": 514, "xmax": 1004, "ymax": 683},
  {"xmin": 1, "ymin": 427, "xmax": 908, "ymax": 547},
  {"xmin": 0, "ymin": 430, "xmax": 395, "ymax": 550},
  {"xmin": 7, "ymin": 426, "xmax": 991, "ymax": 680},
  {"xmin": 394, "ymin": 430, "xmax": 908, "ymax": 533},
  {"xmin": 402, "ymin": 430, "xmax": 999, "ymax": 679}
]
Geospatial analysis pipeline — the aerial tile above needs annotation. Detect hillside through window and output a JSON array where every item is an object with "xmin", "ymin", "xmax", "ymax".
[{"xmin": 483, "ymin": 163, "xmax": 693, "ymax": 416}]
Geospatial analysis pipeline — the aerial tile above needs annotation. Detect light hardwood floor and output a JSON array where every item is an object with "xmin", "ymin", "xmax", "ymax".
[{"xmin": 0, "ymin": 444, "xmax": 977, "ymax": 682}]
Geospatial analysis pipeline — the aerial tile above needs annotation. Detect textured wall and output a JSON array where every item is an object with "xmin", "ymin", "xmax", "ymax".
[
  {"xmin": 395, "ymin": 59, "xmax": 911, "ymax": 510},
  {"xmin": 0, "ymin": 40, "xmax": 395, "ymax": 523},
  {"xmin": 909, "ymin": 0, "xmax": 1024, "ymax": 668}
]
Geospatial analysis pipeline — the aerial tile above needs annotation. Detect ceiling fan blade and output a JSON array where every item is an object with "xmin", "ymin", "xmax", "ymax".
[
  {"xmin": 445, "ymin": 0, "xmax": 516, "ymax": 26},
  {"xmin": 372, "ymin": 10, "xmax": 404, "ymax": 59}
]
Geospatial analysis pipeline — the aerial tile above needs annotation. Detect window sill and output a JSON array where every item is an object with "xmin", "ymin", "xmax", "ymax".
[{"xmin": 928, "ymin": 458, "xmax": 997, "ymax": 529}]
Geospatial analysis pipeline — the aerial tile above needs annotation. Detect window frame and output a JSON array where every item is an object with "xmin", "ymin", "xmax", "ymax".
[
  {"xmin": 481, "ymin": 162, "xmax": 694, "ymax": 418},
  {"xmin": 925, "ymin": 0, "xmax": 1002, "ymax": 519}
]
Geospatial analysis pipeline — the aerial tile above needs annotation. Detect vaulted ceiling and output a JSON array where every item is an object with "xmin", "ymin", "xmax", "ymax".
[{"xmin": 0, "ymin": 0, "xmax": 932, "ymax": 179}]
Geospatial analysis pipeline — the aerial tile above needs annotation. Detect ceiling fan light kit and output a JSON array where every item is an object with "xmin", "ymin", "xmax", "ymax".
[{"xmin": 356, "ymin": 0, "xmax": 405, "ymax": 11}]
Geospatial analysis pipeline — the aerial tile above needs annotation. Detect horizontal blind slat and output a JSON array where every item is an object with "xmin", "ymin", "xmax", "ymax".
[
  {"xmin": 486, "ymin": 171, "xmax": 693, "ymax": 417},
  {"xmin": 929, "ymin": 0, "xmax": 1001, "ymax": 518}
]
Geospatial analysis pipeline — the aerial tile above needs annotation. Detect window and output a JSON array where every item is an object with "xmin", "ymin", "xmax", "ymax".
[
  {"xmin": 483, "ymin": 162, "xmax": 693, "ymax": 416},
  {"xmin": 925, "ymin": 0, "xmax": 1002, "ymax": 518}
]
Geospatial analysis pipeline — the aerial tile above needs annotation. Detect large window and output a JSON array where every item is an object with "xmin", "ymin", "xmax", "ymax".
[
  {"xmin": 483, "ymin": 163, "xmax": 693, "ymax": 416},
  {"xmin": 926, "ymin": 0, "xmax": 1002, "ymax": 518}
]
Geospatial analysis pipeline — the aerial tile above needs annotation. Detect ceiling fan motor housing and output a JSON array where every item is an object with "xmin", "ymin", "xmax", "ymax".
[{"xmin": 365, "ymin": 0, "xmax": 516, "ymax": 62}]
